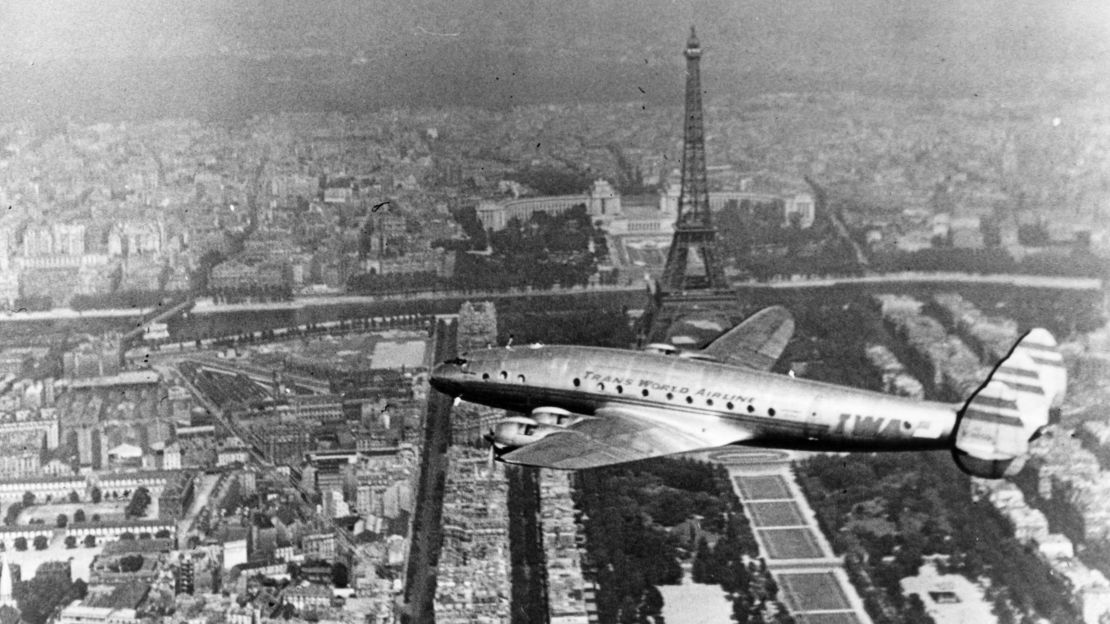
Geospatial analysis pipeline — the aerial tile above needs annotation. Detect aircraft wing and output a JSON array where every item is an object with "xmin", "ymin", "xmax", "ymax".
[
  {"xmin": 498, "ymin": 404, "xmax": 753, "ymax": 470},
  {"xmin": 701, "ymin": 305, "xmax": 795, "ymax": 371}
]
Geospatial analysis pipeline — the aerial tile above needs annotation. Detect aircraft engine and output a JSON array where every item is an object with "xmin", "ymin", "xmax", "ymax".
[
  {"xmin": 490, "ymin": 416, "xmax": 565, "ymax": 450},
  {"xmin": 530, "ymin": 406, "xmax": 584, "ymax": 427}
]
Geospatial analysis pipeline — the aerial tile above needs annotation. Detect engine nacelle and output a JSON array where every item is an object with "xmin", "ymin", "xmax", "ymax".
[
  {"xmin": 491, "ymin": 416, "xmax": 565, "ymax": 449},
  {"xmin": 531, "ymin": 406, "xmax": 584, "ymax": 427}
]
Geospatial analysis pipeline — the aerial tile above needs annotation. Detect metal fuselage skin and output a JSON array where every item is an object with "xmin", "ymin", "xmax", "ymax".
[{"xmin": 430, "ymin": 345, "xmax": 960, "ymax": 452}]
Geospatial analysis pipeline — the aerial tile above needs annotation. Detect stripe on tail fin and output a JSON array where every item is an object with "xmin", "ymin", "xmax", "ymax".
[{"xmin": 1011, "ymin": 327, "xmax": 1066, "ymax": 408}]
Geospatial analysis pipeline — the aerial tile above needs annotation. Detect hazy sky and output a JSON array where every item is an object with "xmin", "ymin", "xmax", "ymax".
[
  {"xmin": 0, "ymin": 0, "xmax": 1106, "ymax": 118},
  {"xmin": 3, "ymin": 1, "xmax": 1106, "ymax": 65}
]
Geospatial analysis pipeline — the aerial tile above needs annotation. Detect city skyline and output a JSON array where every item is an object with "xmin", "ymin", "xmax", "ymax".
[{"xmin": 0, "ymin": 11, "xmax": 1106, "ymax": 624}]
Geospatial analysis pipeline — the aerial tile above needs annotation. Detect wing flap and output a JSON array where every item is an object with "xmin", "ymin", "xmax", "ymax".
[
  {"xmin": 702, "ymin": 306, "xmax": 795, "ymax": 370},
  {"xmin": 499, "ymin": 404, "xmax": 752, "ymax": 470}
]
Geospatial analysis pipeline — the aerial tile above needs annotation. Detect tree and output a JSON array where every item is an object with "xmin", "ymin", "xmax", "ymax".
[
  {"xmin": 56, "ymin": 514, "xmax": 67, "ymax": 528},
  {"xmin": 72, "ymin": 579, "xmax": 87, "ymax": 600},
  {"xmin": 692, "ymin": 537, "xmax": 713, "ymax": 583},
  {"xmin": 331, "ymin": 562, "xmax": 349, "ymax": 588},
  {"xmin": 91, "ymin": 514, "xmax": 100, "ymax": 522},
  {"xmin": 155, "ymin": 529, "xmax": 171, "ymax": 539},
  {"xmin": 83, "ymin": 535, "xmax": 96, "ymax": 548},
  {"xmin": 64, "ymin": 536, "xmax": 77, "ymax": 549},
  {"xmin": 4, "ymin": 502, "xmax": 23, "ymax": 525},
  {"xmin": 13, "ymin": 537, "xmax": 27, "ymax": 551},
  {"xmin": 119, "ymin": 554, "xmax": 144, "ymax": 573},
  {"xmin": 90, "ymin": 487, "xmax": 102, "ymax": 504},
  {"xmin": 32, "ymin": 535, "xmax": 47, "ymax": 550},
  {"xmin": 641, "ymin": 585, "xmax": 664, "ymax": 617},
  {"xmin": 73, "ymin": 510, "xmax": 86, "ymax": 523},
  {"xmin": 68, "ymin": 490, "xmax": 80, "ymax": 504},
  {"xmin": 14, "ymin": 567, "xmax": 85, "ymax": 624},
  {"xmin": 21, "ymin": 491, "xmax": 35, "ymax": 508},
  {"xmin": 120, "ymin": 532, "xmax": 135, "ymax": 541},
  {"xmin": 125, "ymin": 487, "xmax": 151, "ymax": 518}
]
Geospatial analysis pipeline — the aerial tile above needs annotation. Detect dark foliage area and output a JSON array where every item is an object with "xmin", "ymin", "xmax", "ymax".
[
  {"xmin": 573, "ymin": 457, "xmax": 772, "ymax": 624},
  {"xmin": 11, "ymin": 296, "xmax": 52, "ymax": 312},
  {"xmin": 497, "ymin": 305, "xmax": 635, "ymax": 348},
  {"xmin": 347, "ymin": 271, "xmax": 441, "ymax": 294},
  {"xmin": 206, "ymin": 284, "xmax": 294, "ymax": 304},
  {"xmin": 69, "ymin": 290, "xmax": 175, "ymax": 312},
  {"xmin": 125, "ymin": 487, "xmax": 152, "ymax": 518},
  {"xmin": 450, "ymin": 205, "xmax": 489, "ymax": 249},
  {"xmin": 352, "ymin": 204, "xmax": 603, "ymax": 295},
  {"xmin": 797, "ymin": 452, "xmax": 1080, "ymax": 624},
  {"xmin": 506, "ymin": 166, "xmax": 593, "ymax": 197},
  {"xmin": 14, "ymin": 569, "xmax": 87, "ymax": 624},
  {"xmin": 778, "ymin": 296, "xmax": 887, "ymax": 392},
  {"xmin": 870, "ymin": 247, "xmax": 1107, "ymax": 280},
  {"xmin": 716, "ymin": 203, "xmax": 863, "ymax": 279},
  {"xmin": 452, "ymin": 205, "xmax": 602, "ymax": 291},
  {"xmin": 506, "ymin": 466, "xmax": 549, "ymax": 624}
]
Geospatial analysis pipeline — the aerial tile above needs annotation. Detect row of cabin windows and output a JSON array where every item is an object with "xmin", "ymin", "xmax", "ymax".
[
  {"xmin": 482, "ymin": 371, "xmax": 527, "ymax": 383},
  {"xmin": 476, "ymin": 372, "xmax": 777, "ymax": 418},
  {"xmin": 571, "ymin": 377, "xmax": 775, "ymax": 417}
]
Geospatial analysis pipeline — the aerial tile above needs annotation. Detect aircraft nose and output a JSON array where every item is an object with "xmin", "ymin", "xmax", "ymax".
[{"xmin": 430, "ymin": 360, "xmax": 464, "ymax": 396}]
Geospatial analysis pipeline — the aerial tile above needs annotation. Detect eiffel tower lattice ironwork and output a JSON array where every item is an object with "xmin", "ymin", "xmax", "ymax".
[{"xmin": 660, "ymin": 26, "xmax": 729, "ymax": 293}]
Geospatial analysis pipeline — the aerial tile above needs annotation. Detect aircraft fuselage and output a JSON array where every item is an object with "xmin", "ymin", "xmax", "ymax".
[{"xmin": 431, "ymin": 344, "xmax": 959, "ymax": 452}]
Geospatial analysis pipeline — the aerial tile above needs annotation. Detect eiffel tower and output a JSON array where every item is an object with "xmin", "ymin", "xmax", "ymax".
[
  {"xmin": 660, "ymin": 26, "xmax": 728, "ymax": 293},
  {"xmin": 641, "ymin": 27, "xmax": 738, "ymax": 346}
]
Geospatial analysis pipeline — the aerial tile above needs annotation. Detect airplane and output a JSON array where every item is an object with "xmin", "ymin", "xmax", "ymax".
[{"xmin": 429, "ymin": 306, "xmax": 1067, "ymax": 478}]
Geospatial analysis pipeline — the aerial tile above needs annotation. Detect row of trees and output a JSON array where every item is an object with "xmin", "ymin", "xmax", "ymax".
[
  {"xmin": 4, "ymin": 527, "xmax": 171, "ymax": 552},
  {"xmin": 347, "ymin": 271, "xmax": 440, "ymax": 294},
  {"xmin": 869, "ymin": 246, "xmax": 1107, "ymax": 279},
  {"xmin": 69, "ymin": 290, "xmax": 176, "ymax": 311},
  {"xmin": 4, "ymin": 486, "xmax": 133, "ymax": 526}
]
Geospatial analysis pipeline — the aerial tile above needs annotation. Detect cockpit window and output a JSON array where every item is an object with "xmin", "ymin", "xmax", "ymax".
[{"xmin": 441, "ymin": 357, "xmax": 468, "ymax": 366}]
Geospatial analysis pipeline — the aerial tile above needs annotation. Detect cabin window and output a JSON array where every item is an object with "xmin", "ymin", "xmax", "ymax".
[
  {"xmin": 573, "ymin": 378, "xmax": 580, "ymax": 387},
  {"xmin": 768, "ymin": 408, "xmax": 776, "ymax": 417},
  {"xmin": 666, "ymin": 392, "xmax": 674, "ymax": 401},
  {"xmin": 616, "ymin": 385, "xmax": 623, "ymax": 394},
  {"xmin": 524, "ymin": 424, "xmax": 536, "ymax": 435},
  {"xmin": 517, "ymin": 374, "xmax": 526, "ymax": 383},
  {"xmin": 903, "ymin": 421, "xmax": 913, "ymax": 430},
  {"xmin": 706, "ymin": 399, "xmax": 714, "ymax": 407},
  {"xmin": 597, "ymin": 383, "xmax": 605, "ymax": 392},
  {"xmin": 499, "ymin": 371, "xmax": 508, "ymax": 380},
  {"xmin": 482, "ymin": 373, "xmax": 490, "ymax": 381},
  {"xmin": 642, "ymin": 389, "xmax": 649, "ymax": 397},
  {"xmin": 685, "ymin": 396, "xmax": 693, "ymax": 404},
  {"xmin": 747, "ymin": 405, "xmax": 755, "ymax": 413},
  {"xmin": 726, "ymin": 402, "xmax": 734, "ymax": 410}
]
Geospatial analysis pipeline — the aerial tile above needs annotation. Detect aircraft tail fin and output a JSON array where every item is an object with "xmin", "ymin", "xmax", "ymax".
[{"xmin": 952, "ymin": 328, "xmax": 1065, "ymax": 479}]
